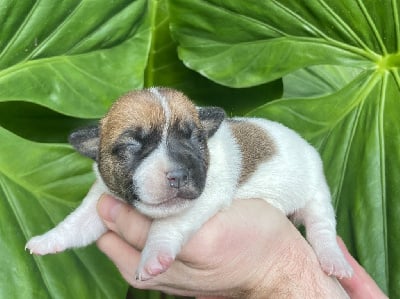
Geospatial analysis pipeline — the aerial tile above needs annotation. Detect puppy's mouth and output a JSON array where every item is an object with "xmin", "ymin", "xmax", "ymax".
[
  {"xmin": 135, "ymin": 195, "xmax": 194, "ymax": 218},
  {"xmin": 144, "ymin": 196, "xmax": 187, "ymax": 208}
]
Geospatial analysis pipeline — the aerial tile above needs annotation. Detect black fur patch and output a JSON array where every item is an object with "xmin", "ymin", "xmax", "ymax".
[
  {"xmin": 198, "ymin": 106, "xmax": 226, "ymax": 138},
  {"xmin": 68, "ymin": 125, "xmax": 99, "ymax": 160},
  {"xmin": 99, "ymin": 126, "xmax": 162, "ymax": 203},
  {"xmin": 165, "ymin": 120, "xmax": 209, "ymax": 199}
]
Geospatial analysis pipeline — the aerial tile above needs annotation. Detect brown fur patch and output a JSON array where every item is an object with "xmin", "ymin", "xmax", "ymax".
[
  {"xmin": 157, "ymin": 88, "xmax": 201, "ymax": 129},
  {"xmin": 97, "ymin": 87, "xmax": 208, "ymax": 202},
  {"xmin": 100, "ymin": 89, "xmax": 166, "ymax": 147},
  {"xmin": 100, "ymin": 88, "xmax": 201, "ymax": 146},
  {"xmin": 228, "ymin": 120, "xmax": 276, "ymax": 184}
]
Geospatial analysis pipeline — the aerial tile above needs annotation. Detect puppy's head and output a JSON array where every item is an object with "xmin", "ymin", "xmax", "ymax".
[{"xmin": 69, "ymin": 87, "xmax": 225, "ymax": 218}]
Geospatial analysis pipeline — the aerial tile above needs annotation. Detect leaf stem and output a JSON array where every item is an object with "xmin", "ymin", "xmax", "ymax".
[{"xmin": 378, "ymin": 53, "xmax": 400, "ymax": 70}]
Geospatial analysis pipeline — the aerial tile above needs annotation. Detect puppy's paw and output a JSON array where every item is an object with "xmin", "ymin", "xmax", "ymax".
[
  {"xmin": 317, "ymin": 248, "xmax": 353, "ymax": 279},
  {"xmin": 135, "ymin": 247, "xmax": 175, "ymax": 281},
  {"xmin": 25, "ymin": 233, "xmax": 66, "ymax": 255}
]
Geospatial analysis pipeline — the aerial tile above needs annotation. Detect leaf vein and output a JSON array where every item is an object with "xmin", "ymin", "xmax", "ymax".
[
  {"xmin": 392, "ymin": 0, "xmax": 400, "ymax": 52},
  {"xmin": 379, "ymin": 72, "xmax": 389, "ymax": 288},
  {"xmin": 318, "ymin": 0, "xmax": 372, "ymax": 51},
  {"xmin": 271, "ymin": 0, "xmax": 329, "ymax": 39},
  {"xmin": 0, "ymin": 1, "xmax": 40, "ymax": 61},
  {"xmin": 0, "ymin": 176, "xmax": 54, "ymax": 298},
  {"xmin": 25, "ymin": 1, "xmax": 84, "ymax": 60},
  {"xmin": 355, "ymin": 0, "xmax": 387, "ymax": 55}
]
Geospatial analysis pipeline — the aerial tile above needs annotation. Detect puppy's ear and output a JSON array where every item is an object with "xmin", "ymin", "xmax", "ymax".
[
  {"xmin": 198, "ymin": 107, "xmax": 226, "ymax": 138},
  {"xmin": 68, "ymin": 125, "xmax": 99, "ymax": 160}
]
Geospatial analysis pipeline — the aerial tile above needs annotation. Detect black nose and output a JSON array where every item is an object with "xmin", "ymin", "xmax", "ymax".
[{"xmin": 166, "ymin": 169, "xmax": 189, "ymax": 188}]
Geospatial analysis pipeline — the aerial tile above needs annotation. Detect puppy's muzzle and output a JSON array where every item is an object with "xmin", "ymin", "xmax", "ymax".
[{"xmin": 166, "ymin": 169, "xmax": 189, "ymax": 189}]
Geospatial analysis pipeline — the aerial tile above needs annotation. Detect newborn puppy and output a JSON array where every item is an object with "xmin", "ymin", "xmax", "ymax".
[{"xmin": 26, "ymin": 87, "xmax": 352, "ymax": 280}]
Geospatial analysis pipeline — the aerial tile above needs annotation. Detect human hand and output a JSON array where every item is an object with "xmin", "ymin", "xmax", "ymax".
[
  {"xmin": 96, "ymin": 194, "xmax": 349, "ymax": 298},
  {"xmin": 337, "ymin": 238, "xmax": 388, "ymax": 299}
]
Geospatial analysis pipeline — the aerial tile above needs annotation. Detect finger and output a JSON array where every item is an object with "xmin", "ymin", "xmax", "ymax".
[
  {"xmin": 96, "ymin": 232, "xmax": 188, "ymax": 294},
  {"xmin": 97, "ymin": 194, "xmax": 151, "ymax": 250},
  {"xmin": 96, "ymin": 231, "xmax": 141, "ymax": 285},
  {"xmin": 337, "ymin": 237, "xmax": 388, "ymax": 299}
]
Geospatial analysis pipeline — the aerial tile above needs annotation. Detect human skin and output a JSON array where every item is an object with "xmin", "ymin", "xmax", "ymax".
[
  {"xmin": 96, "ymin": 194, "xmax": 386, "ymax": 299},
  {"xmin": 337, "ymin": 238, "xmax": 388, "ymax": 299}
]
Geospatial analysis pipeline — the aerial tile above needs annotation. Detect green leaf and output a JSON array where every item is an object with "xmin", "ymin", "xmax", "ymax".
[
  {"xmin": 0, "ymin": 126, "xmax": 127, "ymax": 298},
  {"xmin": 170, "ymin": 0, "xmax": 400, "ymax": 297},
  {"xmin": 144, "ymin": 0, "xmax": 282, "ymax": 115},
  {"xmin": 0, "ymin": 101, "xmax": 96, "ymax": 143},
  {"xmin": 282, "ymin": 65, "xmax": 363, "ymax": 99},
  {"xmin": 169, "ymin": 0, "xmax": 377, "ymax": 87},
  {"xmin": 0, "ymin": 0, "xmax": 150, "ymax": 118}
]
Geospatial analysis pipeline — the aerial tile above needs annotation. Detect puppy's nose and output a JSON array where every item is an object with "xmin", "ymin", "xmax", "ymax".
[{"xmin": 166, "ymin": 169, "xmax": 188, "ymax": 189}]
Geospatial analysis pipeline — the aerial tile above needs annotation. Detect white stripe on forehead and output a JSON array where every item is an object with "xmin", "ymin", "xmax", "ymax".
[
  {"xmin": 149, "ymin": 88, "xmax": 170, "ymax": 120},
  {"xmin": 149, "ymin": 87, "xmax": 170, "ymax": 140}
]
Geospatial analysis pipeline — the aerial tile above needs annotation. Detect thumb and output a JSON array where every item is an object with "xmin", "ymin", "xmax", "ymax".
[
  {"xmin": 97, "ymin": 194, "xmax": 151, "ymax": 250},
  {"xmin": 97, "ymin": 194, "xmax": 124, "ymax": 223}
]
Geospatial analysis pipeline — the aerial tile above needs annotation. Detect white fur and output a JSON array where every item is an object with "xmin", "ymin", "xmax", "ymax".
[
  {"xmin": 135, "ymin": 123, "xmax": 242, "ymax": 279},
  {"xmin": 150, "ymin": 87, "xmax": 170, "ymax": 140},
  {"xmin": 235, "ymin": 117, "xmax": 325, "ymax": 213},
  {"xmin": 133, "ymin": 144, "xmax": 195, "ymax": 218},
  {"xmin": 26, "ymin": 110, "xmax": 352, "ymax": 280},
  {"xmin": 232, "ymin": 118, "xmax": 349, "ymax": 277},
  {"xmin": 25, "ymin": 172, "xmax": 108, "ymax": 255}
]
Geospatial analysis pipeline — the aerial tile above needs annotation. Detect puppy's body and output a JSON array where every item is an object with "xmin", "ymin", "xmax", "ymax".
[{"xmin": 26, "ymin": 87, "xmax": 352, "ymax": 280}]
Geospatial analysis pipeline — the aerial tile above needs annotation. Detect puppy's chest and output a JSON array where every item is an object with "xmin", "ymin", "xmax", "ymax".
[{"xmin": 227, "ymin": 119, "xmax": 276, "ymax": 185}]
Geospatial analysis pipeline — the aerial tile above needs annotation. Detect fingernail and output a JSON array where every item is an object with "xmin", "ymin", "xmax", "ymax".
[{"xmin": 97, "ymin": 194, "xmax": 122, "ymax": 222}]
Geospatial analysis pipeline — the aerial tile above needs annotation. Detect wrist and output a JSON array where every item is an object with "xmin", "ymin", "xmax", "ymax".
[{"xmin": 242, "ymin": 233, "xmax": 349, "ymax": 299}]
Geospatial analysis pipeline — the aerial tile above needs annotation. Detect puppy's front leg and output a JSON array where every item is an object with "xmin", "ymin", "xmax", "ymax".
[
  {"xmin": 135, "ymin": 197, "xmax": 230, "ymax": 281},
  {"xmin": 135, "ymin": 219, "xmax": 186, "ymax": 281},
  {"xmin": 26, "ymin": 179, "xmax": 108, "ymax": 255}
]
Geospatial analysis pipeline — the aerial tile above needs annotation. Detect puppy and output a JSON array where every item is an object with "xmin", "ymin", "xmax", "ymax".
[{"xmin": 26, "ymin": 87, "xmax": 352, "ymax": 280}]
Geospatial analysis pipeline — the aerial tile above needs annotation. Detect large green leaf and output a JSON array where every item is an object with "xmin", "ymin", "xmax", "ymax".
[
  {"xmin": 0, "ymin": 101, "xmax": 96, "ymax": 143},
  {"xmin": 169, "ymin": 0, "xmax": 399, "ymax": 297},
  {"xmin": 0, "ymin": 127, "xmax": 127, "ymax": 298},
  {"xmin": 169, "ymin": 0, "xmax": 379, "ymax": 87},
  {"xmin": 0, "ymin": 0, "xmax": 150, "ymax": 118},
  {"xmin": 144, "ymin": 0, "xmax": 282, "ymax": 115}
]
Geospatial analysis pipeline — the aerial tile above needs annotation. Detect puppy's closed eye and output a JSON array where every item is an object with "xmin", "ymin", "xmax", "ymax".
[{"xmin": 112, "ymin": 139, "xmax": 142, "ymax": 157}]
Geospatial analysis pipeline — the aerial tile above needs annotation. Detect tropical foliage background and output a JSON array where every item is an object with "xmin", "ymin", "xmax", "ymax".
[{"xmin": 0, "ymin": 0, "xmax": 397, "ymax": 298}]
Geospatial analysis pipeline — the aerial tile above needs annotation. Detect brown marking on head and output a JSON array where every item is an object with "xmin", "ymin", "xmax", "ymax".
[
  {"xmin": 100, "ymin": 89, "xmax": 166, "ymax": 148},
  {"xmin": 156, "ymin": 88, "xmax": 201, "ymax": 130},
  {"xmin": 228, "ymin": 120, "xmax": 276, "ymax": 184},
  {"xmin": 69, "ymin": 87, "xmax": 225, "ymax": 210},
  {"xmin": 96, "ymin": 87, "xmax": 214, "ymax": 203},
  {"xmin": 98, "ymin": 89, "xmax": 166, "ymax": 199}
]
